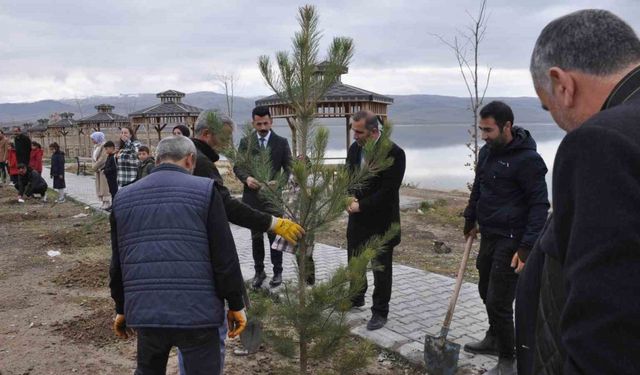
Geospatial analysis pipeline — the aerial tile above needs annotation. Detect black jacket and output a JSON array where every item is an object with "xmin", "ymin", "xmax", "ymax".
[
  {"xmin": 521, "ymin": 65, "xmax": 640, "ymax": 375},
  {"xmin": 103, "ymin": 154, "xmax": 118, "ymax": 196},
  {"xmin": 346, "ymin": 140, "xmax": 406, "ymax": 248},
  {"xmin": 14, "ymin": 133, "xmax": 31, "ymax": 166},
  {"xmin": 464, "ymin": 127, "xmax": 549, "ymax": 250},
  {"xmin": 192, "ymin": 138, "xmax": 272, "ymax": 232},
  {"xmin": 233, "ymin": 131, "xmax": 292, "ymax": 215},
  {"xmin": 17, "ymin": 168, "xmax": 47, "ymax": 196}
]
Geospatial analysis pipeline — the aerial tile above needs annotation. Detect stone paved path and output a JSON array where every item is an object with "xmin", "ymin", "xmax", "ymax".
[{"xmin": 43, "ymin": 168, "xmax": 495, "ymax": 371}]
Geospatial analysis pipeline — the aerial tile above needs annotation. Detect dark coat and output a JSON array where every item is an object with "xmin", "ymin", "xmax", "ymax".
[
  {"xmin": 519, "ymin": 65, "xmax": 640, "ymax": 375},
  {"xmin": 103, "ymin": 154, "xmax": 118, "ymax": 197},
  {"xmin": 109, "ymin": 164, "xmax": 243, "ymax": 328},
  {"xmin": 233, "ymin": 131, "xmax": 292, "ymax": 215},
  {"xmin": 50, "ymin": 151, "xmax": 66, "ymax": 189},
  {"xmin": 464, "ymin": 127, "xmax": 550, "ymax": 250},
  {"xmin": 13, "ymin": 133, "xmax": 31, "ymax": 166},
  {"xmin": 136, "ymin": 157, "xmax": 155, "ymax": 180},
  {"xmin": 193, "ymin": 138, "xmax": 273, "ymax": 232},
  {"xmin": 17, "ymin": 168, "xmax": 47, "ymax": 196},
  {"xmin": 346, "ymin": 140, "xmax": 406, "ymax": 249}
]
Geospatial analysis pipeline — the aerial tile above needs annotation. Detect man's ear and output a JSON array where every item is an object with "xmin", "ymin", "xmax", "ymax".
[{"xmin": 549, "ymin": 67, "xmax": 576, "ymax": 109}]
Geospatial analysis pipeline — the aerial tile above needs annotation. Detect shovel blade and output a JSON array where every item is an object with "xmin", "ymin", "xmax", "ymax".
[
  {"xmin": 240, "ymin": 321, "xmax": 262, "ymax": 353},
  {"xmin": 424, "ymin": 335, "xmax": 461, "ymax": 375}
]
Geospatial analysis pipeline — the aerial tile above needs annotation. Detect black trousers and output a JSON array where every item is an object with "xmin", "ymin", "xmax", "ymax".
[
  {"xmin": 348, "ymin": 243, "xmax": 394, "ymax": 318},
  {"xmin": 0, "ymin": 162, "xmax": 7, "ymax": 181},
  {"xmin": 136, "ymin": 327, "xmax": 220, "ymax": 375},
  {"xmin": 477, "ymin": 234, "xmax": 519, "ymax": 359},
  {"xmin": 251, "ymin": 230, "xmax": 282, "ymax": 275}
]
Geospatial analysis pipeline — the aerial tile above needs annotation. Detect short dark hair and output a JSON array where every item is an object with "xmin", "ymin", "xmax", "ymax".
[
  {"xmin": 17, "ymin": 163, "xmax": 27, "ymax": 170},
  {"xmin": 252, "ymin": 106, "xmax": 271, "ymax": 120},
  {"xmin": 531, "ymin": 9, "xmax": 640, "ymax": 90},
  {"xmin": 49, "ymin": 142, "xmax": 60, "ymax": 152},
  {"xmin": 104, "ymin": 141, "xmax": 115, "ymax": 148},
  {"xmin": 480, "ymin": 101, "xmax": 514, "ymax": 131},
  {"xmin": 32, "ymin": 141, "xmax": 41, "ymax": 148},
  {"xmin": 138, "ymin": 145, "xmax": 150, "ymax": 153},
  {"xmin": 352, "ymin": 110, "xmax": 380, "ymax": 131}
]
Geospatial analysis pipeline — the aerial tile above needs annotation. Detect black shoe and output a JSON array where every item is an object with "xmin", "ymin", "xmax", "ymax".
[
  {"xmin": 366, "ymin": 314, "xmax": 387, "ymax": 331},
  {"xmin": 350, "ymin": 298, "xmax": 365, "ymax": 309},
  {"xmin": 252, "ymin": 271, "xmax": 267, "ymax": 288},
  {"xmin": 269, "ymin": 273, "xmax": 282, "ymax": 287},
  {"xmin": 463, "ymin": 331, "xmax": 499, "ymax": 356}
]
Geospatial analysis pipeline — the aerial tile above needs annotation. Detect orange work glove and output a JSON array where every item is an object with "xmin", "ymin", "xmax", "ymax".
[
  {"xmin": 271, "ymin": 218, "xmax": 305, "ymax": 245},
  {"xmin": 227, "ymin": 309, "xmax": 247, "ymax": 338}
]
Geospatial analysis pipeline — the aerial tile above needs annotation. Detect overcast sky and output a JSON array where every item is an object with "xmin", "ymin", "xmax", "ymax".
[{"xmin": 1, "ymin": 0, "xmax": 639, "ymax": 103}]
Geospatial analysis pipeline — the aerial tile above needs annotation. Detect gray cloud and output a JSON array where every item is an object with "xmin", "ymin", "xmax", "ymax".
[{"xmin": 1, "ymin": 0, "xmax": 639, "ymax": 102}]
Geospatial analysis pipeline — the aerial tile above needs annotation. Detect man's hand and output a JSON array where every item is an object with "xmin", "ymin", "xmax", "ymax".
[
  {"xmin": 346, "ymin": 198, "xmax": 360, "ymax": 214},
  {"xmin": 272, "ymin": 218, "xmax": 305, "ymax": 245},
  {"xmin": 511, "ymin": 252, "xmax": 526, "ymax": 274},
  {"xmin": 227, "ymin": 309, "xmax": 247, "ymax": 338},
  {"xmin": 113, "ymin": 314, "xmax": 133, "ymax": 339},
  {"xmin": 463, "ymin": 220, "xmax": 478, "ymax": 239},
  {"xmin": 246, "ymin": 176, "xmax": 261, "ymax": 190}
]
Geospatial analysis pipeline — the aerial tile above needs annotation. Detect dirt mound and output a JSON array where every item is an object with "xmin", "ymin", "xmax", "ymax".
[
  {"xmin": 40, "ymin": 225, "xmax": 109, "ymax": 248},
  {"xmin": 51, "ymin": 298, "xmax": 129, "ymax": 348},
  {"xmin": 52, "ymin": 260, "xmax": 109, "ymax": 288}
]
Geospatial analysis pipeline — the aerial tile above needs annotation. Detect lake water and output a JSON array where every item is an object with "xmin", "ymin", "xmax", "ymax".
[{"xmin": 265, "ymin": 122, "xmax": 566, "ymax": 191}]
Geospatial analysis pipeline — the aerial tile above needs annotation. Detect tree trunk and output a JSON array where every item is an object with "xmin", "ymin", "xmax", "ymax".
[{"xmin": 286, "ymin": 117, "xmax": 298, "ymax": 158}]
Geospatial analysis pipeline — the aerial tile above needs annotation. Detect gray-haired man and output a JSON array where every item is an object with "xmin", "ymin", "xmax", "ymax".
[
  {"xmin": 109, "ymin": 136, "xmax": 247, "ymax": 374},
  {"xmin": 517, "ymin": 9, "xmax": 640, "ymax": 375}
]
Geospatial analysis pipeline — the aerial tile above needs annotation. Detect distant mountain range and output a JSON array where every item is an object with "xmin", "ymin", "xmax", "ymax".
[{"xmin": 0, "ymin": 91, "xmax": 553, "ymax": 126}]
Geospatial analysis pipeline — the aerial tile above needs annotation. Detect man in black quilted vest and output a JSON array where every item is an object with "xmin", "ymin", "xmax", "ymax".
[
  {"xmin": 109, "ymin": 136, "xmax": 246, "ymax": 374},
  {"xmin": 517, "ymin": 9, "xmax": 640, "ymax": 375}
]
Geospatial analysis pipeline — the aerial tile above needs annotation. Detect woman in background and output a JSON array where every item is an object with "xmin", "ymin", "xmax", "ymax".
[
  {"xmin": 116, "ymin": 127, "xmax": 141, "ymax": 187},
  {"xmin": 172, "ymin": 125, "xmax": 191, "ymax": 137},
  {"xmin": 90, "ymin": 132, "xmax": 111, "ymax": 209}
]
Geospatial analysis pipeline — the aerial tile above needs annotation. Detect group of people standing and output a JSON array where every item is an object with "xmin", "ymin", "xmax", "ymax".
[
  {"xmin": 0, "ymin": 126, "xmax": 66, "ymax": 203},
  {"xmin": 105, "ymin": 8, "xmax": 640, "ymax": 375}
]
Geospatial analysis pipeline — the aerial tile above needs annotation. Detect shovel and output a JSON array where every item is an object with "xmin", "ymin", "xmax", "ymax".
[
  {"xmin": 424, "ymin": 236, "xmax": 475, "ymax": 375},
  {"xmin": 239, "ymin": 283, "xmax": 262, "ymax": 354}
]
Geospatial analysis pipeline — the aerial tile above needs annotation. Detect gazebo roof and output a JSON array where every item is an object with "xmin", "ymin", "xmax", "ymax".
[
  {"xmin": 29, "ymin": 123, "xmax": 48, "ymax": 132},
  {"xmin": 129, "ymin": 90, "xmax": 202, "ymax": 117},
  {"xmin": 78, "ymin": 104, "xmax": 129, "ymax": 124},
  {"xmin": 49, "ymin": 113, "xmax": 76, "ymax": 129},
  {"xmin": 255, "ymin": 81, "xmax": 394, "ymax": 107}
]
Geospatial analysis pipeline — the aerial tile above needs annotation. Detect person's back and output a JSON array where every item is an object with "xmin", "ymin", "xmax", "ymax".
[
  {"xmin": 113, "ymin": 164, "xmax": 224, "ymax": 327},
  {"xmin": 13, "ymin": 131, "xmax": 31, "ymax": 166},
  {"xmin": 109, "ymin": 136, "xmax": 246, "ymax": 374}
]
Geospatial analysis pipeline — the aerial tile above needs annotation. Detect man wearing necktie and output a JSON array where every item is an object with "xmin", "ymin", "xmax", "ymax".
[{"xmin": 234, "ymin": 106, "xmax": 292, "ymax": 288}]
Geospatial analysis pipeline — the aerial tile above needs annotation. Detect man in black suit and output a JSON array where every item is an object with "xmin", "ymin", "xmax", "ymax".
[
  {"xmin": 234, "ymin": 106, "xmax": 292, "ymax": 288},
  {"xmin": 346, "ymin": 110, "xmax": 405, "ymax": 331}
]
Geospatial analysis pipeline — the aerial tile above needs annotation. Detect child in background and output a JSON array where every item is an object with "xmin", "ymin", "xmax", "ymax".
[
  {"xmin": 29, "ymin": 142, "xmax": 44, "ymax": 174},
  {"xmin": 135, "ymin": 145, "xmax": 155, "ymax": 181},
  {"xmin": 102, "ymin": 141, "xmax": 118, "ymax": 203},
  {"xmin": 7, "ymin": 143, "xmax": 19, "ymax": 189},
  {"xmin": 49, "ymin": 142, "xmax": 66, "ymax": 203}
]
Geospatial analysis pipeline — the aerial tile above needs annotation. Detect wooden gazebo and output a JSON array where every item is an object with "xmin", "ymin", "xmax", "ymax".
[
  {"xmin": 77, "ymin": 104, "xmax": 130, "ymax": 156},
  {"xmin": 48, "ymin": 112, "xmax": 76, "ymax": 155},
  {"xmin": 129, "ymin": 90, "xmax": 202, "ymax": 145},
  {"xmin": 255, "ymin": 64, "xmax": 394, "ymax": 154}
]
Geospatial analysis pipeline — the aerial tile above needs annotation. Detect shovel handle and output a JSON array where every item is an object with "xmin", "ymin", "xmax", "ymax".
[{"xmin": 439, "ymin": 236, "xmax": 474, "ymax": 338}]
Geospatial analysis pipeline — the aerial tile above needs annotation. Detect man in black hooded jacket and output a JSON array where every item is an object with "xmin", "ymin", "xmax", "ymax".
[{"xmin": 463, "ymin": 101, "xmax": 549, "ymax": 375}]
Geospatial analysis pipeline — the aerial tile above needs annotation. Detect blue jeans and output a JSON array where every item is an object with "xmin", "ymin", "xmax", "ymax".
[{"xmin": 178, "ymin": 324, "xmax": 227, "ymax": 374}]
